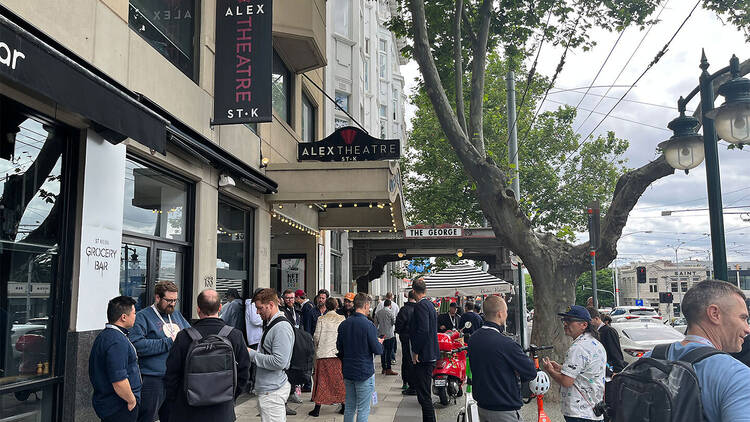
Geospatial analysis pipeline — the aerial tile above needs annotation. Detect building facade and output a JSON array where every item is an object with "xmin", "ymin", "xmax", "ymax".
[
  {"xmin": 321, "ymin": 0, "xmax": 408, "ymax": 299},
  {"xmin": 618, "ymin": 260, "xmax": 750, "ymax": 319},
  {"xmin": 0, "ymin": 0, "xmax": 405, "ymax": 420}
]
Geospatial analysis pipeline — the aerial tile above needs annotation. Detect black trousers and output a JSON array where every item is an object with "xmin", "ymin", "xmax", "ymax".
[
  {"xmin": 400, "ymin": 337, "xmax": 414, "ymax": 387},
  {"xmin": 101, "ymin": 405, "xmax": 138, "ymax": 422},
  {"xmin": 413, "ymin": 362, "xmax": 436, "ymax": 422}
]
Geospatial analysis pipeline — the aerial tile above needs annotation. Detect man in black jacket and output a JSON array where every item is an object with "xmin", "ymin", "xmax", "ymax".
[
  {"xmin": 409, "ymin": 280, "xmax": 439, "ymax": 422},
  {"xmin": 468, "ymin": 295, "xmax": 536, "ymax": 421},
  {"xmin": 395, "ymin": 290, "xmax": 417, "ymax": 394},
  {"xmin": 164, "ymin": 289, "xmax": 250, "ymax": 422},
  {"xmin": 588, "ymin": 307, "xmax": 626, "ymax": 374},
  {"xmin": 437, "ymin": 302, "xmax": 459, "ymax": 332},
  {"xmin": 458, "ymin": 301, "xmax": 483, "ymax": 335}
]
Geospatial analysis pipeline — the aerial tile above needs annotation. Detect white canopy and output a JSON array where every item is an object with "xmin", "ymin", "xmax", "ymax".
[{"xmin": 420, "ymin": 263, "xmax": 513, "ymax": 297}]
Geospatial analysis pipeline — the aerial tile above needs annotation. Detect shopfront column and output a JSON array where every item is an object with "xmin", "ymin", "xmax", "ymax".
[{"xmin": 191, "ymin": 176, "xmax": 219, "ymax": 306}]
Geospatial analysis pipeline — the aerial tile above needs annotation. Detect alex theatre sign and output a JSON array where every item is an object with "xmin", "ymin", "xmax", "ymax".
[{"xmin": 298, "ymin": 126, "xmax": 400, "ymax": 162}]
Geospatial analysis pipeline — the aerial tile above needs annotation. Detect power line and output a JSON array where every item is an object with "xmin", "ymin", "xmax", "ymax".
[
  {"xmin": 571, "ymin": 30, "xmax": 626, "ymax": 116},
  {"xmin": 544, "ymin": 98, "xmax": 670, "ymax": 132},
  {"xmin": 569, "ymin": 0, "xmax": 701, "ymax": 159},
  {"xmin": 573, "ymin": 0, "xmax": 671, "ymax": 134},
  {"xmin": 550, "ymin": 88, "xmax": 691, "ymax": 112}
]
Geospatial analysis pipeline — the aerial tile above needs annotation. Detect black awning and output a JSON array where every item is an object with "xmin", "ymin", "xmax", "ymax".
[
  {"xmin": 0, "ymin": 11, "xmax": 168, "ymax": 153},
  {"xmin": 166, "ymin": 125, "xmax": 278, "ymax": 194}
]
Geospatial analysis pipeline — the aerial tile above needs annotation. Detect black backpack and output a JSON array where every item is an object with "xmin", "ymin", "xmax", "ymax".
[
  {"xmin": 606, "ymin": 343, "xmax": 724, "ymax": 421},
  {"xmin": 183, "ymin": 326, "xmax": 237, "ymax": 406},
  {"xmin": 261, "ymin": 316, "xmax": 314, "ymax": 386}
]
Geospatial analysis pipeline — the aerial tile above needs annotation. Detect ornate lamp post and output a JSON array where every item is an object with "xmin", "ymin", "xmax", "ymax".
[{"xmin": 661, "ymin": 53, "xmax": 750, "ymax": 281}]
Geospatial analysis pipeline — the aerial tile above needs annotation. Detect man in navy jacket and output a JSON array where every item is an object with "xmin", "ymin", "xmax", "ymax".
[
  {"xmin": 409, "ymin": 279, "xmax": 439, "ymax": 422},
  {"xmin": 468, "ymin": 295, "xmax": 536, "ymax": 420}
]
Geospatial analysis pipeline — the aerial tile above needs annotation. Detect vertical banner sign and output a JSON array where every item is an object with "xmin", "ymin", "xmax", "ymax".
[{"xmin": 213, "ymin": 0, "xmax": 273, "ymax": 124}]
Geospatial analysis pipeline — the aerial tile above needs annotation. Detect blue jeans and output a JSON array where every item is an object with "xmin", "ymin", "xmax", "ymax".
[
  {"xmin": 344, "ymin": 375, "xmax": 375, "ymax": 422},
  {"xmin": 137, "ymin": 376, "xmax": 168, "ymax": 422}
]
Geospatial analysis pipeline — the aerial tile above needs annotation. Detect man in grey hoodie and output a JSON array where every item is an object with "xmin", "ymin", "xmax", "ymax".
[{"xmin": 248, "ymin": 288, "xmax": 295, "ymax": 422}]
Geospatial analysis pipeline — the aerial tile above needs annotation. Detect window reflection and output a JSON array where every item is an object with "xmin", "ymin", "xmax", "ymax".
[
  {"xmin": 123, "ymin": 159, "xmax": 187, "ymax": 241},
  {"xmin": 216, "ymin": 202, "xmax": 252, "ymax": 301},
  {"xmin": 120, "ymin": 244, "xmax": 148, "ymax": 311}
]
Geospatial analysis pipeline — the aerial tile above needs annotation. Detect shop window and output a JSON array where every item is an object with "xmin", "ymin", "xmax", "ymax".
[
  {"xmin": 272, "ymin": 50, "xmax": 292, "ymax": 124},
  {"xmin": 335, "ymin": 92, "xmax": 350, "ymax": 113},
  {"xmin": 1, "ymin": 114, "xmax": 68, "ymax": 396},
  {"xmin": 216, "ymin": 201, "xmax": 254, "ymax": 301},
  {"xmin": 121, "ymin": 157, "xmax": 192, "ymax": 313},
  {"xmin": 301, "ymin": 93, "xmax": 317, "ymax": 143},
  {"xmin": 128, "ymin": 0, "xmax": 199, "ymax": 80}
]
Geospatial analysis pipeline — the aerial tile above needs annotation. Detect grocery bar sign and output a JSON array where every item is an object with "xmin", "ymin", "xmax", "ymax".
[{"xmin": 405, "ymin": 227, "xmax": 463, "ymax": 238}]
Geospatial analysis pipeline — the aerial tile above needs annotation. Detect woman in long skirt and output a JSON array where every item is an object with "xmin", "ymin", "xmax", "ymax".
[{"xmin": 309, "ymin": 297, "xmax": 347, "ymax": 417}]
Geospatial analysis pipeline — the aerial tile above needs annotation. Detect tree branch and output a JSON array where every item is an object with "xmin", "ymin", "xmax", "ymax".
[
  {"xmin": 454, "ymin": 0, "xmax": 467, "ymax": 135},
  {"xmin": 572, "ymin": 155, "xmax": 676, "ymax": 272},
  {"xmin": 461, "ymin": 8, "xmax": 477, "ymax": 45},
  {"xmin": 467, "ymin": 0, "xmax": 492, "ymax": 156}
]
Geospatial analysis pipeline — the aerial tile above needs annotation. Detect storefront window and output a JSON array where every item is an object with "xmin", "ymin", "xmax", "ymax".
[
  {"xmin": 216, "ymin": 201, "xmax": 254, "ymax": 301},
  {"xmin": 123, "ymin": 158, "xmax": 188, "ymax": 241},
  {"xmin": 301, "ymin": 93, "xmax": 316, "ymax": 143},
  {"xmin": 1, "ymin": 116, "xmax": 65, "ymax": 392},
  {"xmin": 128, "ymin": 0, "xmax": 199, "ymax": 80}
]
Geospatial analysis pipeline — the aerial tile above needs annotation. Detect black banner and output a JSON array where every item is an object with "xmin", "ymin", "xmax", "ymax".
[
  {"xmin": 213, "ymin": 0, "xmax": 272, "ymax": 125},
  {"xmin": 298, "ymin": 126, "xmax": 401, "ymax": 162}
]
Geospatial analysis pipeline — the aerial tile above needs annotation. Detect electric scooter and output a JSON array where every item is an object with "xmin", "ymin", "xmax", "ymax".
[{"xmin": 432, "ymin": 329, "xmax": 467, "ymax": 405}]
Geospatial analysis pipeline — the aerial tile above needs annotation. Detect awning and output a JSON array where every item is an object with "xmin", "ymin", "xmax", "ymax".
[
  {"xmin": 420, "ymin": 264, "xmax": 513, "ymax": 297},
  {"xmin": 0, "ymin": 8, "xmax": 167, "ymax": 152},
  {"xmin": 265, "ymin": 160, "xmax": 406, "ymax": 231}
]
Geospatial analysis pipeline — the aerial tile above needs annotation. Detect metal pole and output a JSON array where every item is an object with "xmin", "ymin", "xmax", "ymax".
[
  {"xmin": 699, "ymin": 53, "xmax": 728, "ymax": 281},
  {"xmin": 614, "ymin": 260, "xmax": 620, "ymax": 306},
  {"xmin": 676, "ymin": 247, "xmax": 681, "ymax": 306},
  {"xmin": 507, "ymin": 70, "xmax": 525, "ymax": 343},
  {"xmin": 591, "ymin": 252, "xmax": 599, "ymax": 309}
]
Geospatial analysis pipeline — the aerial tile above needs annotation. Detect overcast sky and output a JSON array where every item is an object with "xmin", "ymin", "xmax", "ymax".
[{"xmin": 400, "ymin": 3, "xmax": 750, "ymax": 267}]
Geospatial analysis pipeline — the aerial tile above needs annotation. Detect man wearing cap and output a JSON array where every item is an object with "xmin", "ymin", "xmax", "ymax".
[
  {"xmin": 437, "ymin": 302, "xmax": 460, "ymax": 333},
  {"xmin": 220, "ymin": 288, "xmax": 245, "ymax": 331},
  {"xmin": 543, "ymin": 305, "xmax": 606, "ymax": 422},
  {"xmin": 337, "ymin": 293, "xmax": 356, "ymax": 318}
]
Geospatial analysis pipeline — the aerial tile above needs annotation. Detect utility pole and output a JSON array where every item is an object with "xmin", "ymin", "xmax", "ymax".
[
  {"xmin": 613, "ymin": 259, "xmax": 620, "ymax": 306},
  {"xmin": 506, "ymin": 70, "xmax": 526, "ymax": 347},
  {"xmin": 587, "ymin": 201, "xmax": 601, "ymax": 309}
]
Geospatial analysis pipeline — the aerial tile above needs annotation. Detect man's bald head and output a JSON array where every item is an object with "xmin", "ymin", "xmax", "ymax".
[
  {"xmin": 197, "ymin": 289, "xmax": 221, "ymax": 316},
  {"xmin": 483, "ymin": 295, "xmax": 508, "ymax": 325}
]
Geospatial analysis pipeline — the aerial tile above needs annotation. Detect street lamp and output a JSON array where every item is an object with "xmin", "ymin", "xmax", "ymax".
[{"xmin": 661, "ymin": 53, "xmax": 750, "ymax": 281}]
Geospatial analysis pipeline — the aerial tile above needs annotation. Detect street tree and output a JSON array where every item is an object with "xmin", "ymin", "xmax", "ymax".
[{"xmin": 391, "ymin": 0, "xmax": 750, "ymax": 369}]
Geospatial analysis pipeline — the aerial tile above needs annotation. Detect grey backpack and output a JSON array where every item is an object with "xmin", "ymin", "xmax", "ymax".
[
  {"xmin": 183, "ymin": 326, "xmax": 237, "ymax": 406},
  {"xmin": 607, "ymin": 343, "xmax": 723, "ymax": 421}
]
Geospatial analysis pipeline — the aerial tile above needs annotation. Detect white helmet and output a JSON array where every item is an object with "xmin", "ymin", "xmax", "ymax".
[{"xmin": 529, "ymin": 371, "xmax": 550, "ymax": 396}]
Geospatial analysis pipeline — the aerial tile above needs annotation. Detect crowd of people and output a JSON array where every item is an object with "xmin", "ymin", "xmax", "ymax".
[{"xmin": 88, "ymin": 277, "xmax": 750, "ymax": 422}]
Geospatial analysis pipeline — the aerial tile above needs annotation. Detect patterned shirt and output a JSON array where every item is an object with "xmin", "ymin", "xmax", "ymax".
[{"xmin": 560, "ymin": 332, "xmax": 607, "ymax": 420}]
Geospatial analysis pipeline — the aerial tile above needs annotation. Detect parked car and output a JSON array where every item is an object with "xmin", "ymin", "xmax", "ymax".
[
  {"xmin": 10, "ymin": 324, "xmax": 47, "ymax": 360},
  {"xmin": 611, "ymin": 322, "xmax": 685, "ymax": 364},
  {"xmin": 609, "ymin": 306, "xmax": 663, "ymax": 323},
  {"xmin": 668, "ymin": 316, "xmax": 687, "ymax": 334}
]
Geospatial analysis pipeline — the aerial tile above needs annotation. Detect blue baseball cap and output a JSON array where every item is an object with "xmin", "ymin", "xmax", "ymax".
[{"xmin": 557, "ymin": 305, "xmax": 591, "ymax": 322}]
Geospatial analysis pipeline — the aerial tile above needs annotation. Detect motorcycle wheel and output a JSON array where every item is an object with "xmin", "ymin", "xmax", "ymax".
[{"xmin": 437, "ymin": 386, "xmax": 450, "ymax": 405}]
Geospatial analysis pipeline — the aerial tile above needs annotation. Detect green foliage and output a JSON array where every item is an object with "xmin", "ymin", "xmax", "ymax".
[
  {"xmin": 402, "ymin": 54, "xmax": 629, "ymax": 236},
  {"xmin": 576, "ymin": 268, "xmax": 616, "ymax": 308},
  {"xmin": 525, "ymin": 272, "xmax": 534, "ymax": 310}
]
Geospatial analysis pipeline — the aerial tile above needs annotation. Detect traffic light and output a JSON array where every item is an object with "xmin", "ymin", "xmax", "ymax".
[
  {"xmin": 636, "ymin": 266, "xmax": 647, "ymax": 283},
  {"xmin": 587, "ymin": 201, "xmax": 601, "ymax": 250},
  {"xmin": 659, "ymin": 292, "xmax": 674, "ymax": 303}
]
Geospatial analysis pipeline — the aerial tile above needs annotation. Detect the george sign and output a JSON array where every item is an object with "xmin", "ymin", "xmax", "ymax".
[
  {"xmin": 405, "ymin": 227, "xmax": 463, "ymax": 238},
  {"xmin": 213, "ymin": 0, "xmax": 273, "ymax": 124},
  {"xmin": 298, "ymin": 126, "xmax": 400, "ymax": 162}
]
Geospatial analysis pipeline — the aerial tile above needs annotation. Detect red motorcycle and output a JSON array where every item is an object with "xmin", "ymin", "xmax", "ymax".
[{"xmin": 432, "ymin": 330, "xmax": 467, "ymax": 405}]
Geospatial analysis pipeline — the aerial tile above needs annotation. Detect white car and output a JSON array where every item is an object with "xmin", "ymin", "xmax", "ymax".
[
  {"xmin": 611, "ymin": 322, "xmax": 685, "ymax": 364},
  {"xmin": 668, "ymin": 317, "xmax": 687, "ymax": 334},
  {"xmin": 609, "ymin": 306, "xmax": 663, "ymax": 323}
]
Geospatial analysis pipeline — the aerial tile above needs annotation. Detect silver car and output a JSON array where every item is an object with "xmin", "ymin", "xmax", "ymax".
[
  {"xmin": 609, "ymin": 306, "xmax": 663, "ymax": 323},
  {"xmin": 611, "ymin": 322, "xmax": 685, "ymax": 364}
]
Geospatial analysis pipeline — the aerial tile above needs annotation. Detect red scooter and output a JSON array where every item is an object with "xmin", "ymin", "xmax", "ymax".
[{"xmin": 432, "ymin": 330, "xmax": 467, "ymax": 405}]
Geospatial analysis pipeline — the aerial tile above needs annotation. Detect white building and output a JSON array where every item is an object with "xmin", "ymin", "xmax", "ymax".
[
  {"xmin": 618, "ymin": 260, "xmax": 750, "ymax": 319},
  {"xmin": 321, "ymin": 0, "xmax": 408, "ymax": 299}
]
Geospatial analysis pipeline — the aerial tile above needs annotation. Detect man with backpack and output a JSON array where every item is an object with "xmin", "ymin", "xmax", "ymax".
[
  {"xmin": 609, "ymin": 280, "xmax": 750, "ymax": 422},
  {"xmin": 248, "ymin": 288, "xmax": 296, "ymax": 421},
  {"xmin": 164, "ymin": 289, "xmax": 250, "ymax": 422}
]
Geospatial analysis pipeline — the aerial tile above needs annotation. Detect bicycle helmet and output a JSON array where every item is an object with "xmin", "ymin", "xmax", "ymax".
[{"xmin": 529, "ymin": 371, "xmax": 550, "ymax": 396}]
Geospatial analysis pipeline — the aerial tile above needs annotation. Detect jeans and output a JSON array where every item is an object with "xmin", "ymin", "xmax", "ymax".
[
  {"xmin": 400, "ymin": 337, "xmax": 413, "ymax": 387},
  {"xmin": 478, "ymin": 407, "xmax": 523, "ymax": 421},
  {"xmin": 101, "ymin": 405, "xmax": 138, "ymax": 422},
  {"xmin": 392, "ymin": 337, "xmax": 397, "ymax": 357},
  {"xmin": 137, "ymin": 376, "xmax": 168, "ymax": 422},
  {"xmin": 413, "ymin": 362, "xmax": 436, "ymax": 422},
  {"xmin": 381, "ymin": 338, "xmax": 395, "ymax": 370},
  {"xmin": 257, "ymin": 382, "xmax": 291, "ymax": 422},
  {"xmin": 344, "ymin": 375, "xmax": 375, "ymax": 422}
]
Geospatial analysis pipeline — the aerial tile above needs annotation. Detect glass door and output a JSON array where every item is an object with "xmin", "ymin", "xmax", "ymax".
[
  {"xmin": 120, "ymin": 242, "xmax": 149, "ymax": 311},
  {"xmin": 120, "ymin": 238, "xmax": 186, "ymax": 313},
  {"xmin": 155, "ymin": 247, "xmax": 184, "ymax": 313}
]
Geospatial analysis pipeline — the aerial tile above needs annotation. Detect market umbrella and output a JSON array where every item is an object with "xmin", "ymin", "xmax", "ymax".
[{"xmin": 420, "ymin": 263, "xmax": 513, "ymax": 297}]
